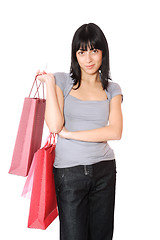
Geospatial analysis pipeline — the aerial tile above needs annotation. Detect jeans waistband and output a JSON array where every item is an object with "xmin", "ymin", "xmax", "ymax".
[{"xmin": 54, "ymin": 159, "xmax": 115, "ymax": 177}]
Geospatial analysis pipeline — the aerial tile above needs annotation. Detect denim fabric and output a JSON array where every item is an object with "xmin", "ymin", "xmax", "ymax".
[{"xmin": 53, "ymin": 160, "xmax": 116, "ymax": 240}]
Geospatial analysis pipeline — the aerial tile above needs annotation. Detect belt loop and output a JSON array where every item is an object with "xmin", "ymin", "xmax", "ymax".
[{"xmin": 84, "ymin": 165, "xmax": 88, "ymax": 176}]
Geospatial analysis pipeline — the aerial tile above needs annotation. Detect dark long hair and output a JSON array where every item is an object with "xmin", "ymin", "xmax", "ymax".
[{"xmin": 70, "ymin": 23, "xmax": 111, "ymax": 90}]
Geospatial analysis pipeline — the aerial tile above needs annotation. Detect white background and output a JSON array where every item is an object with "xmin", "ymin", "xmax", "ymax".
[{"xmin": 0, "ymin": 0, "xmax": 160, "ymax": 239}]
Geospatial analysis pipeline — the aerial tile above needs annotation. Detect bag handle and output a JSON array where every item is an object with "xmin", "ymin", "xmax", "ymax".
[
  {"xmin": 28, "ymin": 72, "xmax": 46, "ymax": 99},
  {"xmin": 44, "ymin": 132, "xmax": 56, "ymax": 146}
]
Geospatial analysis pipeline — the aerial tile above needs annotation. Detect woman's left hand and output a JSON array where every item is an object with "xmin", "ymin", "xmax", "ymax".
[{"xmin": 58, "ymin": 127, "xmax": 71, "ymax": 139}]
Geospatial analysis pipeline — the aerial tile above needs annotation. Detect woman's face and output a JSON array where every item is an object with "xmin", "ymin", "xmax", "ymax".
[{"xmin": 76, "ymin": 46, "xmax": 102, "ymax": 76}]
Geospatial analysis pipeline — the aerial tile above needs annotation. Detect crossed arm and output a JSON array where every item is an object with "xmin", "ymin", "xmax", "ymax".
[
  {"xmin": 37, "ymin": 74, "xmax": 123, "ymax": 142},
  {"xmin": 59, "ymin": 94, "xmax": 123, "ymax": 142}
]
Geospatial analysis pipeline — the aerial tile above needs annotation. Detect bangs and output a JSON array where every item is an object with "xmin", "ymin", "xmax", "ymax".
[
  {"xmin": 78, "ymin": 41, "xmax": 97, "ymax": 51},
  {"xmin": 75, "ymin": 33, "xmax": 103, "ymax": 52}
]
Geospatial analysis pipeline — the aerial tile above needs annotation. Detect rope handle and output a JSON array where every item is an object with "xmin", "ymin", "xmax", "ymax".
[
  {"xmin": 43, "ymin": 132, "xmax": 56, "ymax": 148},
  {"xmin": 28, "ymin": 71, "xmax": 47, "ymax": 99},
  {"xmin": 42, "ymin": 132, "xmax": 57, "ymax": 153}
]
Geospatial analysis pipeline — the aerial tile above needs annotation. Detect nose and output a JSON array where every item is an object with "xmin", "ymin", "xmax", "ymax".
[{"xmin": 86, "ymin": 52, "xmax": 92, "ymax": 63}]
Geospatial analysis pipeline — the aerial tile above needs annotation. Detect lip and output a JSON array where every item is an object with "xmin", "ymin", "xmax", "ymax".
[{"xmin": 85, "ymin": 64, "xmax": 95, "ymax": 69}]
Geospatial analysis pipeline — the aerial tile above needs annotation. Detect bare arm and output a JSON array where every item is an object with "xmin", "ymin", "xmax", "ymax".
[
  {"xmin": 59, "ymin": 95, "xmax": 123, "ymax": 142},
  {"xmin": 37, "ymin": 73, "xmax": 64, "ymax": 133}
]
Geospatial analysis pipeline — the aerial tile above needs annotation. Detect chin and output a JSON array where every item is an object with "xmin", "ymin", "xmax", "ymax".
[{"xmin": 86, "ymin": 69, "xmax": 99, "ymax": 75}]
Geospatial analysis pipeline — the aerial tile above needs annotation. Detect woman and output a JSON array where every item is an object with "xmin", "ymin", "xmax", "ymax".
[{"xmin": 37, "ymin": 23, "xmax": 123, "ymax": 240}]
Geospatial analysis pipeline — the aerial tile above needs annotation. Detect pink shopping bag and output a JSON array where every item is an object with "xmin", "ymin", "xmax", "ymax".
[{"xmin": 9, "ymin": 73, "xmax": 46, "ymax": 176}]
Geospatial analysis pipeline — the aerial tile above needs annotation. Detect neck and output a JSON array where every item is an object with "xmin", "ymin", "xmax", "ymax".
[{"xmin": 81, "ymin": 71, "xmax": 100, "ymax": 84}]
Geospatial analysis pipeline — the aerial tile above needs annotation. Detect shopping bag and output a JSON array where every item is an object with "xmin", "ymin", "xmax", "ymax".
[
  {"xmin": 9, "ymin": 73, "xmax": 46, "ymax": 176},
  {"xmin": 23, "ymin": 133, "xmax": 58, "ymax": 230}
]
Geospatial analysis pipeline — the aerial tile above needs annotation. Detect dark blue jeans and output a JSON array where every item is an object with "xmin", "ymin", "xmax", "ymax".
[{"xmin": 53, "ymin": 160, "xmax": 116, "ymax": 240}]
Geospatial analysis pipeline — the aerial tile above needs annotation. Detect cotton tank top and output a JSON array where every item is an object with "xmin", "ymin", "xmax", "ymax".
[{"xmin": 53, "ymin": 72, "xmax": 122, "ymax": 168}]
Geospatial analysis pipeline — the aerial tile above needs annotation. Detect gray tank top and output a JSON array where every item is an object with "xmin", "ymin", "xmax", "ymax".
[{"xmin": 53, "ymin": 72, "xmax": 122, "ymax": 168}]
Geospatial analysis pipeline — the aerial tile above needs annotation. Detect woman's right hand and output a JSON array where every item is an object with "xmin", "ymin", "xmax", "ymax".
[{"xmin": 36, "ymin": 70, "xmax": 55, "ymax": 84}]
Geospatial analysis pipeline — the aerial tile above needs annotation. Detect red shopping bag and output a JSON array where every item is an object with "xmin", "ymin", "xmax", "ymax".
[
  {"xmin": 23, "ymin": 133, "xmax": 58, "ymax": 230},
  {"xmin": 9, "ymin": 74, "xmax": 46, "ymax": 176}
]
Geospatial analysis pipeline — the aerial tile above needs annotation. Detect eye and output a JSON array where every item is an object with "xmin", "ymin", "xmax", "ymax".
[
  {"xmin": 92, "ymin": 49, "xmax": 98, "ymax": 53},
  {"xmin": 78, "ymin": 50, "xmax": 85, "ymax": 55}
]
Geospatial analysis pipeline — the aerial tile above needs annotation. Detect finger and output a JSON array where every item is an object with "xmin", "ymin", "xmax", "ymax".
[
  {"xmin": 36, "ymin": 75, "xmax": 45, "ymax": 82},
  {"xmin": 36, "ymin": 69, "xmax": 41, "ymax": 74}
]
